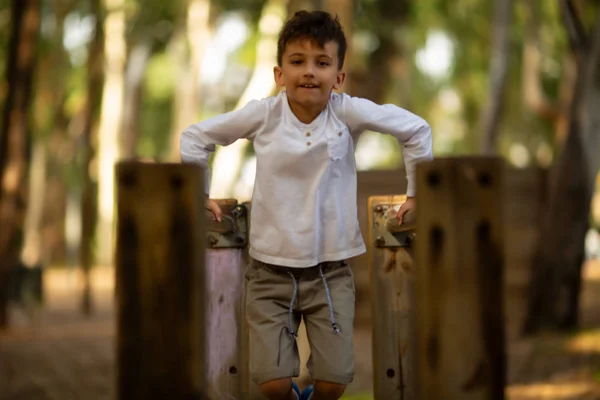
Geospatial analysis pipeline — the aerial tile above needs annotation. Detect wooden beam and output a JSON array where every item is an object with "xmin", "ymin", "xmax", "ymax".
[
  {"xmin": 369, "ymin": 195, "xmax": 416, "ymax": 399},
  {"xmin": 415, "ymin": 157, "xmax": 506, "ymax": 400},
  {"xmin": 115, "ymin": 162, "xmax": 206, "ymax": 399}
]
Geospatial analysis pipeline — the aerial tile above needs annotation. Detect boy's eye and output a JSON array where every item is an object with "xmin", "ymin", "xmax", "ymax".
[
  {"xmin": 319, "ymin": 61, "xmax": 330, "ymax": 67},
  {"xmin": 291, "ymin": 60, "xmax": 302, "ymax": 65}
]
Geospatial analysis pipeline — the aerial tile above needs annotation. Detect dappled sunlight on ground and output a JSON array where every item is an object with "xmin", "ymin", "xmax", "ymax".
[{"xmin": 507, "ymin": 381, "xmax": 600, "ymax": 400}]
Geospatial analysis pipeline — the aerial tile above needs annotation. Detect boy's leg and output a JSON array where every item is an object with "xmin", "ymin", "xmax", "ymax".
[
  {"xmin": 301, "ymin": 261, "xmax": 355, "ymax": 400},
  {"xmin": 260, "ymin": 378, "xmax": 300, "ymax": 400},
  {"xmin": 245, "ymin": 260, "xmax": 302, "ymax": 399}
]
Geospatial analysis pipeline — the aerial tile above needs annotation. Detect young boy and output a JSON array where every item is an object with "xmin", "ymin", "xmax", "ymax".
[{"xmin": 181, "ymin": 10, "xmax": 433, "ymax": 400}]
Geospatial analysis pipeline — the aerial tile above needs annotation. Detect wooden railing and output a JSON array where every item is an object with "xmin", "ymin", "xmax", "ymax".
[{"xmin": 115, "ymin": 158, "xmax": 545, "ymax": 400}]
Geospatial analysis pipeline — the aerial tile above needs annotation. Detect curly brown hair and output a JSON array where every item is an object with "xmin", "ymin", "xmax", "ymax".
[{"xmin": 277, "ymin": 10, "xmax": 347, "ymax": 70}]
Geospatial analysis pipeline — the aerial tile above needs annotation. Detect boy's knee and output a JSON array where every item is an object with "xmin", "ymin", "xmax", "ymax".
[
  {"xmin": 259, "ymin": 378, "xmax": 293, "ymax": 400},
  {"xmin": 314, "ymin": 381, "xmax": 346, "ymax": 399}
]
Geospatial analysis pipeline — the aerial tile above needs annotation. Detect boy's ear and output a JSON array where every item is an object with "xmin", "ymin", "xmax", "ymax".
[
  {"xmin": 273, "ymin": 66, "xmax": 285, "ymax": 87},
  {"xmin": 333, "ymin": 70, "xmax": 346, "ymax": 91}
]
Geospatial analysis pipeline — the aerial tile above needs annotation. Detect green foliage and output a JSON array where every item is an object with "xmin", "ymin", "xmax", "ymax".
[
  {"xmin": 125, "ymin": 0, "xmax": 180, "ymax": 48},
  {"xmin": 144, "ymin": 52, "xmax": 175, "ymax": 100},
  {"xmin": 231, "ymin": 26, "xmax": 259, "ymax": 67},
  {"xmin": 139, "ymin": 51, "xmax": 174, "ymax": 159}
]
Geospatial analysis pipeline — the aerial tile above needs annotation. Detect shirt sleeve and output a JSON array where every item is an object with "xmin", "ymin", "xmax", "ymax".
[
  {"xmin": 180, "ymin": 99, "xmax": 267, "ymax": 194},
  {"xmin": 343, "ymin": 94, "xmax": 433, "ymax": 197}
]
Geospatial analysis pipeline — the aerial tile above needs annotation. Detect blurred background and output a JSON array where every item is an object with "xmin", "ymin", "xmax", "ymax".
[{"xmin": 1, "ymin": 0, "xmax": 600, "ymax": 399}]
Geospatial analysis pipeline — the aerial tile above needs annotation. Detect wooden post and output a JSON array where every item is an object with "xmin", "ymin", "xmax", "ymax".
[
  {"xmin": 205, "ymin": 199, "xmax": 250, "ymax": 400},
  {"xmin": 115, "ymin": 162, "xmax": 206, "ymax": 399},
  {"xmin": 368, "ymin": 195, "xmax": 416, "ymax": 400},
  {"xmin": 356, "ymin": 170, "xmax": 407, "ymax": 326},
  {"xmin": 415, "ymin": 157, "xmax": 506, "ymax": 400}
]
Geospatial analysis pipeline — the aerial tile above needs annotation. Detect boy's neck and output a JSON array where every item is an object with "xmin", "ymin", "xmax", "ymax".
[{"xmin": 287, "ymin": 99, "xmax": 326, "ymax": 124}]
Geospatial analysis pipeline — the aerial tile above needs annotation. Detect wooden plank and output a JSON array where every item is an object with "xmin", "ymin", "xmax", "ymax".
[
  {"xmin": 206, "ymin": 199, "xmax": 256, "ymax": 400},
  {"xmin": 206, "ymin": 248, "xmax": 244, "ymax": 399},
  {"xmin": 415, "ymin": 157, "xmax": 506, "ymax": 400},
  {"xmin": 115, "ymin": 162, "xmax": 206, "ymax": 400},
  {"xmin": 368, "ymin": 195, "xmax": 416, "ymax": 400}
]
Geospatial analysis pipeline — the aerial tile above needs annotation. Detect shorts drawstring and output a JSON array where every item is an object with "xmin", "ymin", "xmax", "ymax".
[
  {"xmin": 287, "ymin": 271, "xmax": 299, "ymax": 337},
  {"xmin": 278, "ymin": 271, "xmax": 299, "ymax": 367},
  {"xmin": 278, "ymin": 263, "xmax": 341, "ymax": 366},
  {"xmin": 318, "ymin": 265, "xmax": 341, "ymax": 334}
]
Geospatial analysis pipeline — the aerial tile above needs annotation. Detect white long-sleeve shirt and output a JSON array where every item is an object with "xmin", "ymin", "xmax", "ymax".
[{"xmin": 181, "ymin": 91, "xmax": 433, "ymax": 267}]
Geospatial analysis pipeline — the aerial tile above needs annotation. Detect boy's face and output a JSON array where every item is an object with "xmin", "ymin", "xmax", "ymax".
[{"xmin": 274, "ymin": 39, "xmax": 345, "ymax": 111}]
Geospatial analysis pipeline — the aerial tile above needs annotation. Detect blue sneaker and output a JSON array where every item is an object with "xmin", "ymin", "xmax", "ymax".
[
  {"xmin": 300, "ymin": 384, "xmax": 314, "ymax": 400},
  {"xmin": 291, "ymin": 381, "xmax": 301, "ymax": 399}
]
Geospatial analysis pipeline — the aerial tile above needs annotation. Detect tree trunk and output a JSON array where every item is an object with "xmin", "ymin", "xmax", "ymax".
[
  {"xmin": 480, "ymin": 0, "xmax": 513, "ymax": 154},
  {"xmin": 525, "ymin": 4, "xmax": 600, "ymax": 332},
  {"xmin": 96, "ymin": 0, "xmax": 126, "ymax": 266},
  {"xmin": 324, "ymin": 0, "xmax": 353, "ymax": 92},
  {"xmin": 0, "ymin": 0, "xmax": 40, "ymax": 329},
  {"xmin": 22, "ymin": 1, "xmax": 73, "ymax": 269},
  {"xmin": 522, "ymin": 0, "xmax": 559, "ymax": 122},
  {"xmin": 209, "ymin": 0, "xmax": 286, "ymax": 198},
  {"xmin": 288, "ymin": 0, "xmax": 321, "ymax": 14},
  {"xmin": 122, "ymin": 40, "xmax": 152, "ymax": 159},
  {"xmin": 352, "ymin": 0, "xmax": 409, "ymax": 104},
  {"xmin": 521, "ymin": 0, "xmax": 574, "ymax": 146},
  {"xmin": 80, "ymin": 0, "xmax": 105, "ymax": 316},
  {"xmin": 42, "ymin": 100, "xmax": 70, "ymax": 264},
  {"xmin": 169, "ymin": 0, "xmax": 212, "ymax": 161},
  {"xmin": 20, "ymin": 143, "xmax": 46, "ymax": 268}
]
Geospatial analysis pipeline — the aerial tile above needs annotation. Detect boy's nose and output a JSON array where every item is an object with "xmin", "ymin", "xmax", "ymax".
[{"xmin": 303, "ymin": 64, "xmax": 315, "ymax": 76}]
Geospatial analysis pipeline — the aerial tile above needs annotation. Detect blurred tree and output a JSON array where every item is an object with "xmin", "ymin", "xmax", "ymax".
[
  {"xmin": 168, "ymin": 0, "xmax": 213, "ymax": 161},
  {"xmin": 288, "ymin": 0, "xmax": 320, "ymax": 13},
  {"xmin": 480, "ymin": 0, "xmax": 513, "ymax": 153},
  {"xmin": 0, "ymin": 0, "xmax": 41, "ymax": 328},
  {"xmin": 33, "ymin": 0, "xmax": 77, "ymax": 267},
  {"xmin": 352, "ymin": 0, "xmax": 410, "ymax": 103},
  {"xmin": 121, "ymin": 36, "xmax": 152, "ymax": 159},
  {"xmin": 79, "ymin": 0, "xmax": 104, "ymax": 316},
  {"xmin": 122, "ymin": 0, "xmax": 180, "ymax": 159},
  {"xmin": 209, "ymin": 0, "xmax": 286, "ymax": 198},
  {"xmin": 21, "ymin": 0, "xmax": 72, "ymax": 270},
  {"xmin": 325, "ymin": 0, "xmax": 353, "ymax": 92},
  {"xmin": 526, "ymin": 0, "xmax": 600, "ymax": 332},
  {"xmin": 96, "ymin": 0, "xmax": 126, "ymax": 266}
]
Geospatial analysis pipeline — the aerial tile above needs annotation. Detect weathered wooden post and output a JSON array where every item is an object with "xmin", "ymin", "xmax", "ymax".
[
  {"xmin": 116, "ymin": 161, "xmax": 256, "ymax": 400},
  {"xmin": 368, "ymin": 195, "xmax": 417, "ymax": 399},
  {"xmin": 204, "ymin": 199, "xmax": 252, "ymax": 400},
  {"xmin": 115, "ymin": 162, "xmax": 207, "ymax": 399},
  {"xmin": 415, "ymin": 157, "xmax": 506, "ymax": 400}
]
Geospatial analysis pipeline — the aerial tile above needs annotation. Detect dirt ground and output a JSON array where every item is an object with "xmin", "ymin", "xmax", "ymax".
[{"xmin": 0, "ymin": 261, "xmax": 599, "ymax": 399}]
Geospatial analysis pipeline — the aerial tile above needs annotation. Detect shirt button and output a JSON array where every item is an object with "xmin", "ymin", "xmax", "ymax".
[
  {"xmin": 338, "ymin": 131, "xmax": 343, "ymax": 137},
  {"xmin": 306, "ymin": 132, "xmax": 311, "ymax": 137},
  {"xmin": 307, "ymin": 141, "xmax": 312, "ymax": 146}
]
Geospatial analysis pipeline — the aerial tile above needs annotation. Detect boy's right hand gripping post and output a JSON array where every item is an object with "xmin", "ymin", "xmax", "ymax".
[{"xmin": 205, "ymin": 197, "xmax": 222, "ymax": 222}]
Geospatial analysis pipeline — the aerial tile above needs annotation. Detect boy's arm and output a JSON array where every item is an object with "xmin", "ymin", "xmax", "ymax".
[
  {"xmin": 180, "ymin": 99, "xmax": 267, "ymax": 195},
  {"xmin": 343, "ymin": 95, "xmax": 433, "ymax": 198}
]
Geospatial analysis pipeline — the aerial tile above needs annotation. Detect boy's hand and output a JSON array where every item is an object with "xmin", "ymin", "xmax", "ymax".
[
  {"xmin": 205, "ymin": 197, "xmax": 222, "ymax": 222},
  {"xmin": 396, "ymin": 197, "xmax": 416, "ymax": 225}
]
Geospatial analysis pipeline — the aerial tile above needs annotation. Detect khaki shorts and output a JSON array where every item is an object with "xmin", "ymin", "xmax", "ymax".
[{"xmin": 245, "ymin": 259, "xmax": 355, "ymax": 385}]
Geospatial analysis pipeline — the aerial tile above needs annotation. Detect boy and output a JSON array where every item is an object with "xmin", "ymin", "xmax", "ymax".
[{"xmin": 181, "ymin": 10, "xmax": 433, "ymax": 400}]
